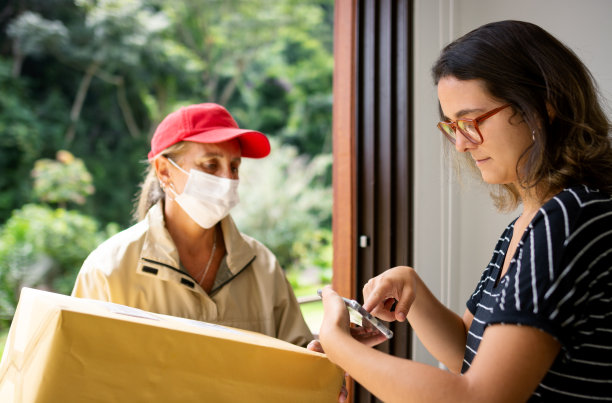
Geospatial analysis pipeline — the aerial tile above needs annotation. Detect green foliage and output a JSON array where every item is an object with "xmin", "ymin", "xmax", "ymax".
[
  {"xmin": 232, "ymin": 138, "xmax": 332, "ymax": 281},
  {"xmin": 0, "ymin": 148, "xmax": 117, "ymax": 328},
  {"xmin": 155, "ymin": 0, "xmax": 334, "ymax": 156},
  {"xmin": 32, "ymin": 150, "xmax": 94, "ymax": 206},
  {"xmin": 0, "ymin": 204, "xmax": 117, "ymax": 328},
  {"xmin": 0, "ymin": 57, "xmax": 65, "ymax": 223},
  {"xmin": 292, "ymin": 228, "xmax": 333, "ymax": 284},
  {"xmin": 6, "ymin": 11, "xmax": 69, "ymax": 57},
  {"xmin": 0, "ymin": 328, "xmax": 8, "ymax": 357},
  {"xmin": 0, "ymin": 0, "xmax": 335, "ymax": 321}
]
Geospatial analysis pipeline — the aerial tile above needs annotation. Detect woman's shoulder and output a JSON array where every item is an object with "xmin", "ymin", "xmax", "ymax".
[
  {"xmin": 98, "ymin": 220, "xmax": 148, "ymax": 248},
  {"xmin": 537, "ymin": 185, "xmax": 612, "ymax": 226},
  {"xmin": 530, "ymin": 185, "xmax": 612, "ymax": 268},
  {"xmin": 83, "ymin": 220, "xmax": 148, "ymax": 268},
  {"xmin": 545, "ymin": 185, "xmax": 612, "ymax": 210},
  {"xmin": 237, "ymin": 232, "xmax": 277, "ymax": 261}
]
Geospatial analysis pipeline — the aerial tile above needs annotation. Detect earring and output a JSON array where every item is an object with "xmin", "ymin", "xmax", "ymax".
[{"xmin": 532, "ymin": 129, "xmax": 536, "ymax": 141}]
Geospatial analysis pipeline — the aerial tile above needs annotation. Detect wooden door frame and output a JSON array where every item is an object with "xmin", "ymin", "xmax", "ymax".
[
  {"xmin": 332, "ymin": 0, "xmax": 357, "ymax": 300},
  {"xmin": 332, "ymin": 1, "xmax": 358, "ymax": 399}
]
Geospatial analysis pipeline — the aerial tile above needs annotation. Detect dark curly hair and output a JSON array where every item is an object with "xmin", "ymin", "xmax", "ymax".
[{"xmin": 432, "ymin": 20, "xmax": 612, "ymax": 211}]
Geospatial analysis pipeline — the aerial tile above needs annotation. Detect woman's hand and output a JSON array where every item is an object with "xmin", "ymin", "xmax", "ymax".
[
  {"xmin": 309, "ymin": 328, "xmax": 387, "ymax": 354},
  {"xmin": 318, "ymin": 286, "xmax": 389, "ymax": 350},
  {"xmin": 362, "ymin": 266, "xmax": 418, "ymax": 323},
  {"xmin": 306, "ymin": 339, "xmax": 325, "ymax": 353},
  {"xmin": 318, "ymin": 286, "xmax": 352, "ymax": 346}
]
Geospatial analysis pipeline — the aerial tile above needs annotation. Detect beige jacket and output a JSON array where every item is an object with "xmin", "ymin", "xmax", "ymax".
[{"xmin": 72, "ymin": 202, "xmax": 313, "ymax": 347}]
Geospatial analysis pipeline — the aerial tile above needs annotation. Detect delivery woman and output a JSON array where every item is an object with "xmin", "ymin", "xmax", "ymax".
[{"xmin": 72, "ymin": 103, "xmax": 313, "ymax": 347}]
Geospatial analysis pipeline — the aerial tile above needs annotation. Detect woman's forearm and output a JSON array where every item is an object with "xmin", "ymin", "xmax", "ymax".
[
  {"xmin": 406, "ymin": 272, "xmax": 468, "ymax": 372},
  {"xmin": 325, "ymin": 331, "xmax": 469, "ymax": 403}
]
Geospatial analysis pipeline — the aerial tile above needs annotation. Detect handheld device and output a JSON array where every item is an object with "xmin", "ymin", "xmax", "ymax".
[{"xmin": 317, "ymin": 289, "xmax": 393, "ymax": 339}]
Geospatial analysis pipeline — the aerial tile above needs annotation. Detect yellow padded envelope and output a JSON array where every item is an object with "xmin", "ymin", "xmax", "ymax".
[{"xmin": 0, "ymin": 288, "xmax": 343, "ymax": 402}]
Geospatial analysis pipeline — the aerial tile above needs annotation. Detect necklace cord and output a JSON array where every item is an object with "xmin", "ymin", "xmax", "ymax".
[{"xmin": 196, "ymin": 228, "xmax": 217, "ymax": 284}]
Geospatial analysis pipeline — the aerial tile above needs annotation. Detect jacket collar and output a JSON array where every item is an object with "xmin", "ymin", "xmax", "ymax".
[{"xmin": 140, "ymin": 202, "xmax": 257, "ymax": 275}]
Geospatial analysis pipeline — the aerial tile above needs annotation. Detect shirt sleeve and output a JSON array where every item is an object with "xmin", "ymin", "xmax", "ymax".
[
  {"xmin": 272, "ymin": 260, "xmax": 314, "ymax": 347},
  {"xmin": 71, "ymin": 252, "xmax": 112, "ymax": 301},
  {"xmin": 466, "ymin": 266, "xmax": 492, "ymax": 315}
]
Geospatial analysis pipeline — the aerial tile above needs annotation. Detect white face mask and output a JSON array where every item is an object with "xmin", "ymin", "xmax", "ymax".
[{"xmin": 166, "ymin": 158, "xmax": 240, "ymax": 229}]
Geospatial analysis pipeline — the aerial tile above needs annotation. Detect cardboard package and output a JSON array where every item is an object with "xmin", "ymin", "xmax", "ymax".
[{"xmin": 0, "ymin": 288, "xmax": 343, "ymax": 402}]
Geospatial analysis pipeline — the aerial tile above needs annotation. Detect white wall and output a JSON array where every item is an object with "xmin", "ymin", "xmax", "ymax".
[{"xmin": 412, "ymin": 0, "xmax": 612, "ymax": 366}]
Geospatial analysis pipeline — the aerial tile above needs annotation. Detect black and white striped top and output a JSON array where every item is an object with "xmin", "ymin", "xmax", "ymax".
[{"xmin": 463, "ymin": 185, "xmax": 612, "ymax": 401}]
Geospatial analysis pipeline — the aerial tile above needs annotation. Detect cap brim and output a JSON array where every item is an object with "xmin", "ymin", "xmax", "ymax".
[{"xmin": 183, "ymin": 128, "xmax": 270, "ymax": 159}]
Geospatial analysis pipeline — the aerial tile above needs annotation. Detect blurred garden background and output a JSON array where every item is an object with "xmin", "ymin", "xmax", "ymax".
[{"xmin": 0, "ymin": 0, "xmax": 333, "ymax": 348}]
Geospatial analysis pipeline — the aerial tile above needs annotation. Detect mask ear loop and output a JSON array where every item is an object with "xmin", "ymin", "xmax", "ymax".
[
  {"xmin": 160, "ymin": 181, "xmax": 179, "ymax": 201},
  {"xmin": 159, "ymin": 157, "xmax": 186, "ymax": 201},
  {"xmin": 167, "ymin": 157, "xmax": 189, "ymax": 175},
  {"xmin": 168, "ymin": 183, "xmax": 179, "ymax": 199}
]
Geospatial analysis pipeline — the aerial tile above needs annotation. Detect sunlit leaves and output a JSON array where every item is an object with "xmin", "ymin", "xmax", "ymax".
[
  {"xmin": 0, "ymin": 204, "xmax": 116, "ymax": 325},
  {"xmin": 31, "ymin": 150, "xmax": 95, "ymax": 206},
  {"xmin": 7, "ymin": 11, "xmax": 69, "ymax": 58},
  {"xmin": 232, "ymin": 138, "xmax": 332, "ymax": 274}
]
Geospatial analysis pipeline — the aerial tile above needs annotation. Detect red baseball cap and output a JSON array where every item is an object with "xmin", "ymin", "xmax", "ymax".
[{"xmin": 148, "ymin": 103, "xmax": 270, "ymax": 161}]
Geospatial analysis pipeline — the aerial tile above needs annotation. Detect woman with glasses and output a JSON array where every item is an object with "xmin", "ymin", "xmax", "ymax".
[
  {"xmin": 72, "ymin": 103, "xmax": 313, "ymax": 348},
  {"xmin": 318, "ymin": 20, "xmax": 612, "ymax": 401}
]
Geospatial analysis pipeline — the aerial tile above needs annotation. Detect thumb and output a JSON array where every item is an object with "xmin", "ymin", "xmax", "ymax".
[{"xmin": 394, "ymin": 287, "xmax": 415, "ymax": 322}]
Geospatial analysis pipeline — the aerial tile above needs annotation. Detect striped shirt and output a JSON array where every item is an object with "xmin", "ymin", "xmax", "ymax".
[{"xmin": 463, "ymin": 185, "xmax": 612, "ymax": 401}]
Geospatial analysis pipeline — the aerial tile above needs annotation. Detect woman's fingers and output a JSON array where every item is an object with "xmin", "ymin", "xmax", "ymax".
[
  {"xmin": 394, "ymin": 276, "xmax": 417, "ymax": 322},
  {"xmin": 349, "ymin": 325, "xmax": 389, "ymax": 347},
  {"xmin": 306, "ymin": 339, "xmax": 325, "ymax": 353},
  {"xmin": 362, "ymin": 266, "xmax": 417, "ymax": 322},
  {"xmin": 362, "ymin": 278, "xmax": 389, "ymax": 314}
]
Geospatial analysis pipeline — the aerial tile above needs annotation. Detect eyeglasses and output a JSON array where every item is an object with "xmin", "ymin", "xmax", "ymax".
[{"xmin": 437, "ymin": 104, "xmax": 511, "ymax": 145}]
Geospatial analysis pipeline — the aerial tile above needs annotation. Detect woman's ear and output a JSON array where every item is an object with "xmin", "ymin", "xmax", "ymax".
[{"xmin": 154, "ymin": 157, "xmax": 171, "ymax": 187}]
